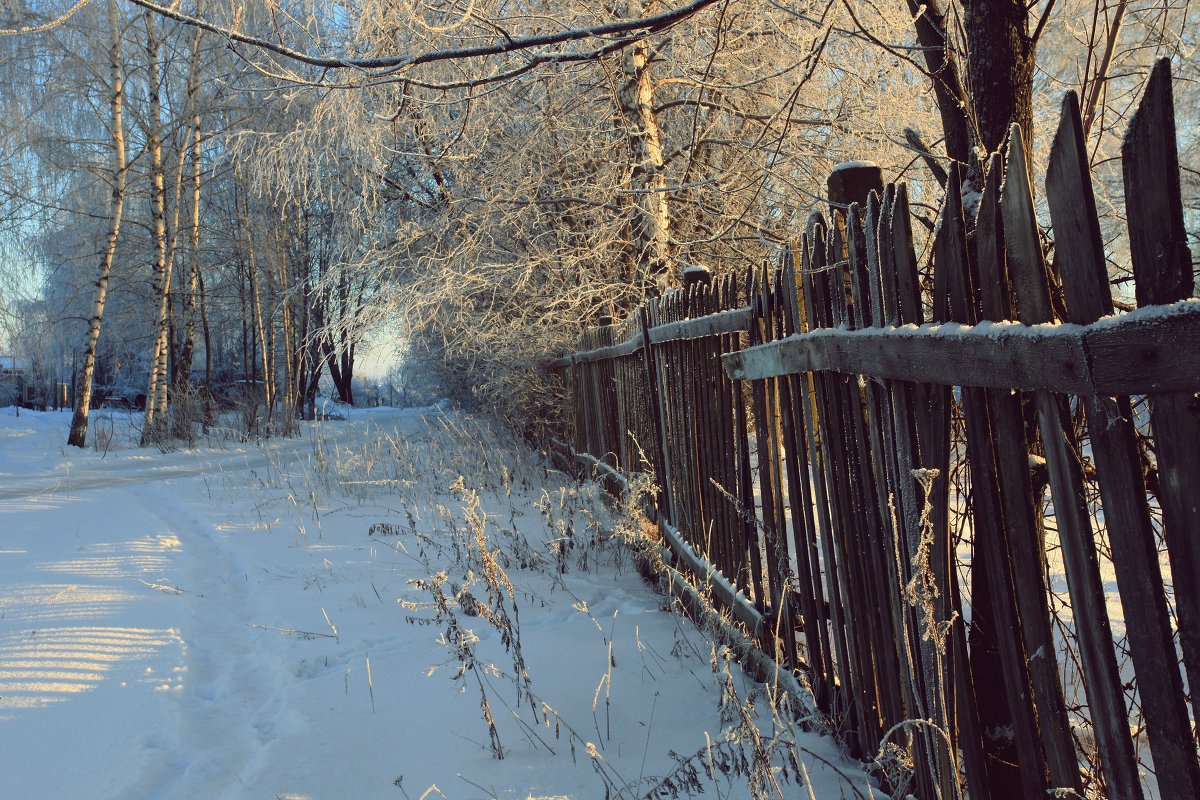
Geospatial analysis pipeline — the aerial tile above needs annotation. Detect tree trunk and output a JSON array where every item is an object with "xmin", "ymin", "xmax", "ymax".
[
  {"xmin": 141, "ymin": 12, "xmax": 173, "ymax": 446},
  {"xmin": 909, "ymin": 1, "xmax": 1037, "ymax": 184},
  {"xmin": 616, "ymin": 0, "xmax": 672, "ymax": 294},
  {"xmin": 198, "ymin": 260, "xmax": 213, "ymax": 428},
  {"xmin": 243, "ymin": 194, "xmax": 273, "ymax": 418},
  {"xmin": 326, "ymin": 336, "xmax": 354, "ymax": 405},
  {"xmin": 963, "ymin": 0, "xmax": 1036, "ymax": 169},
  {"xmin": 275, "ymin": 216, "xmax": 299, "ymax": 432},
  {"xmin": 67, "ymin": 0, "xmax": 126, "ymax": 449},
  {"xmin": 172, "ymin": 32, "xmax": 204, "ymax": 439},
  {"xmin": 909, "ymin": 3, "xmax": 1041, "ymax": 788},
  {"xmin": 238, "ymin": 246, "xmax": 251, "ymax": 385}
]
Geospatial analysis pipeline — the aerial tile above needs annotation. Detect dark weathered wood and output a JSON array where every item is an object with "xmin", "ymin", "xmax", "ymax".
[
  {"xmin": 877, "ymin": 182, "xmax": 952, "ymax": 793},
  {"xmin": 858, "ymin": 207, "xmax": 915, "ymax": 749},
  {"xmin": 827, "ymin": 162, "xmax": 884, "ymax": 211},
  {"xmin": 683, "ymin": 286, "xmax": 707, "ymax": 559},
  {"xmin": 549, "ymin": 306, "xmax": 755, "ymax": 368},
  {"xmin": 650, "ymin": 297, "xmax": 678, "ymax": 533},
  {"xmin": 1047, "ymin": 91, "xmax": 1200, "ymax": 800},
  {"xmin": 1000, "ymin": 133, "xmax": 1146, "ymax": 800},
  {"xmin": 887, "ymin": 184, "xmax": 955, "ymax": 799},
  {"xmin": 640, "ymin": 306, "xmax": 673, "ymax": 524},
  {"xmin": 650, "ymin": 306, "xmax": 753, "ymax": 345},
  {"xmin": 847, "ymin": 205, "xmax": 873, "ymax": 330},
  {"xmin": 932, "ymin": 169, "xmax": 993, "ymax": 800},
  {"xmin": 1084, "ymin": 301, "xmax": 1200, "ymax": 392},
  {"xmin": 801, "ymin": 225, "xmax": 859, "ymax": 729},
  {"xmin": 841, "ymin": 205, "xmax": 897, "ymax": 750},
  {"xmin": 601, "ymin": 323, "xmax": 621, "ymax": 468},
  {"xmin": 811, "ymin": 225, "xmax": 874, "ymax": 755},
  {"xmin": 1123, "ymin": 58, "xmax": 1200, "ymax": 735},
  {"xmin": 553, "ymin": 66, "xmax": 1200, "ymax": 800},
  {"xmin": 891, "ymin": 184, "xmax": 922, "ymax": 326},
  {"xmin": 961, "ymin": 389, "xmax": 1049, "ymax": 797},
  {"xmin": 720, "ymin": 302, "xmax": 1200, "ymax": 393},
  {"xmin": 919, "ymin": 188, "xmax": 954, "ymax": 717},
  {"xmin": 983, "ymin": 327, "xmax": 1080, "ymax": 791},
  {"xmin": 733, "ymin": 272, "xmax": 765, "ymax": 613},
  {"xmin": 677, "ymin": 290, "xmax": 699, "ymax": 548},
  {"xmin": 698, "ymin": 283, "xmax": 728, "ymax": 580},
  {"xmin": 965, "ymin": 138, "xmax": 1079, "ymax": 794},
  {"xmin": 717, "ymin": 280, "xmax": 739, "ymax": 584},
  {"xmin": 939, "ymin": 165, "xmax": 1049, "ymax": 796},
  {"xmin": 1124, "ymin": 59, "xmax": 1193, "ymax": 308},
  {"xmin": 1046, "ymin": 96, "xmax": 1111, "ymax": 316},
  {"xmin": 778, "ymin": 251, "xmax": 835, "ymax": 709},
  {"xmin": 864, "ymin": 191, "xmax": 885, "ymax": 328},
  {"xmin": 860, "ymin": 193, "xmax": 913, "ymax": 739},
  {"xmin": 722, "ymin": 321, "xmax": 1087, "ymax": 388},
  {"xmin": 879, "ymin": 185, "xmax": 900, "ymax": 327},
  {"xmin": 749, "ymin": 269, "xmax": 796, "ymax": 668},
  {"xmin": 767, "ymin": 268, "xmax": 798, "ymax": 668},
  {"xmin": 700, "ymin": 279, "xmax": 729, "ymax": 582},
  {"xmin": 976, "ymin": 155, "xmax": 1011, "ymax": 322}
]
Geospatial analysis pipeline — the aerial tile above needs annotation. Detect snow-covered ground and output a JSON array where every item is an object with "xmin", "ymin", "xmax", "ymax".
[{"xmin": 0, "ymin": 405, "xmax": 876, "ymax": 800}]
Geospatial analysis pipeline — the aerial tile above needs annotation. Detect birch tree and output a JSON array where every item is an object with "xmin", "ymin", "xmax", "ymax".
[
  {"xmin": 66, "ymin": 0, "xmax": 127, "ymax": 447},
  {"xmin": 2, "ymin": 0, "xmax": 1193, "ymax": 441}
]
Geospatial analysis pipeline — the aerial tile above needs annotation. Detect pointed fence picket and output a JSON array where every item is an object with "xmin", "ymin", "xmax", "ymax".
[{"xmin": 544, "ymin": 60, "xmax": 1199, "ymax": 799}]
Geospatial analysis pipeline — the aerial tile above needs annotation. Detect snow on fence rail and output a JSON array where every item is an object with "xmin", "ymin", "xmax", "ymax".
[{"xmin": 545, "ymin": 60, "xmax": 1199, "ymax": 800}]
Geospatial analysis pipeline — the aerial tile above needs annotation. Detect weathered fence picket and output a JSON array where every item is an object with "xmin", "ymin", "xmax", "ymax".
[
  {"xmin": 1125, "ymin": 61, "xmax": 1200, "ymax": 739},
  {"xmin": 1048, "ymin": 90, "xmax": 1200, "ymax": 800},
  {"xmin": 545, "ymin": 60, "xmax": 1199, "ymax": 799}
]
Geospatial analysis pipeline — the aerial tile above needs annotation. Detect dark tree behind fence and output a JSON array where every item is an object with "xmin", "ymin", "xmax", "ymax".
[{"xmin": 546, "ymin": 61, "xmax": 1199, "ymax": 800}]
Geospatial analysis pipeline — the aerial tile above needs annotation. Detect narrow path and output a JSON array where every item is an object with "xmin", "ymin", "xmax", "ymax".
[
  {"xmin": 121, "ymin": 482, "xmax": 280, "ymax": 799},
  {"xmin": 0, "ymin": 439, "xmax": 312, "ymax": 502},
  {"xmin": 1, "ymin": 409, "xmax": 878, "ymax": 800}
]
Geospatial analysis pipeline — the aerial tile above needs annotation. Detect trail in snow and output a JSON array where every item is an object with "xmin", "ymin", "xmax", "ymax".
[
  {"xmin": 0, "ymin": 407, "xmax": 878, "ymax": 800},
  {"xmin": 123, "ymin": 481, "xmax": 277, "ymax": 799}
]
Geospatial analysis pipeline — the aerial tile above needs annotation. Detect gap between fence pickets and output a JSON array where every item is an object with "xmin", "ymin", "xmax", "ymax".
[
  {"xmin": 721, "ymin": 297, "xmax": 1200, "ymax": 394},
  {"xmin": 550, "ymin": 438, "xmax": 818, "ymax": 719}
]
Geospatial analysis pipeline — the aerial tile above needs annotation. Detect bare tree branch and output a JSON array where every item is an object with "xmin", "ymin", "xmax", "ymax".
[{"xmin": 120, "ymin": 0, "xmax": 724, "ymax": 76}]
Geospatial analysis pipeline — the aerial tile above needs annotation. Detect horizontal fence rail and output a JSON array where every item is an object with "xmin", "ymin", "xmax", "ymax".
[
  {"xmin": 723, "ymin": 300, "xmax": 1200, "ymax": 393},
  {"xmin": 545, "ymin": 60, "xmax": 1199, "ymax": 800},
  {"xmin": 546, "ymin": 306, "xmax": 755, "ymax": 367}
]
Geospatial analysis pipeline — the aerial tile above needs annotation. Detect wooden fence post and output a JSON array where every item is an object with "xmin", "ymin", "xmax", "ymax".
[{"xmin": 828, "ymin": 162, "xmax": 884, "ymax": 212}]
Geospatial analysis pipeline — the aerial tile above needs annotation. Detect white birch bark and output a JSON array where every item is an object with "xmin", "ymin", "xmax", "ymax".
[
  {"xmin": 141, "ymin": 11, "xmax": 173, "ymax": 445},
  {"xmin": 616, "ymin": 0, "xmax": 673, "ymax": 294},
  {"xmin": 67, "ymin": 0, "xmax": 127, "ymax": 448}
]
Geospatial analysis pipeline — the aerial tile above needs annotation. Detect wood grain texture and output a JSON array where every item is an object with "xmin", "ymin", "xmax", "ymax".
[
  {"xmin": 1001, "ymin": 128, "xmax": 1146, "ymax": 800},
  {"xmin": 1048, "ymin": 90, "xmax": 1200, "ymax": 799},
  {"xmin": 720, "ymin": 302, "xmax": 1200, "ymax": 394},
  {"xmin": 1123, "ymin": 58, "xmax": 1200, "ymax": 736}
]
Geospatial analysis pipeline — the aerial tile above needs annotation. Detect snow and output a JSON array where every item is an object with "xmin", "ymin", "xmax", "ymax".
[
  {"xmin": 1088, "ymin": 297, "xmax": 1200, "ymax": 328},
  {"xmin": 959, "ymin": 177, "xmax": 981, "ymax": 219},
  {"xmin": 832, "ymin": 161, "xmax": 877, "ymax": 172},
  {"xmin": 763, "ymin": 302, "xmax": 1200, "ymax": 346},
  {"xmin": 0, "ymin": 406, "xmax": 877, "ymax": 800}
]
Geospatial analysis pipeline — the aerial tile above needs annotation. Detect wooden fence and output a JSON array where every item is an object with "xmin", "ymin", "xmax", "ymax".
[{"xmin": 546, "ymin": 60, "xmax": 1199, "ymax": 799}]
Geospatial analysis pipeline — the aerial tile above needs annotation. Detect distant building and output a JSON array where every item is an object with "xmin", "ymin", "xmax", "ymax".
[{"xmin": 0, "ymin": 355, "xmax": 61, "ymax": 409}]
